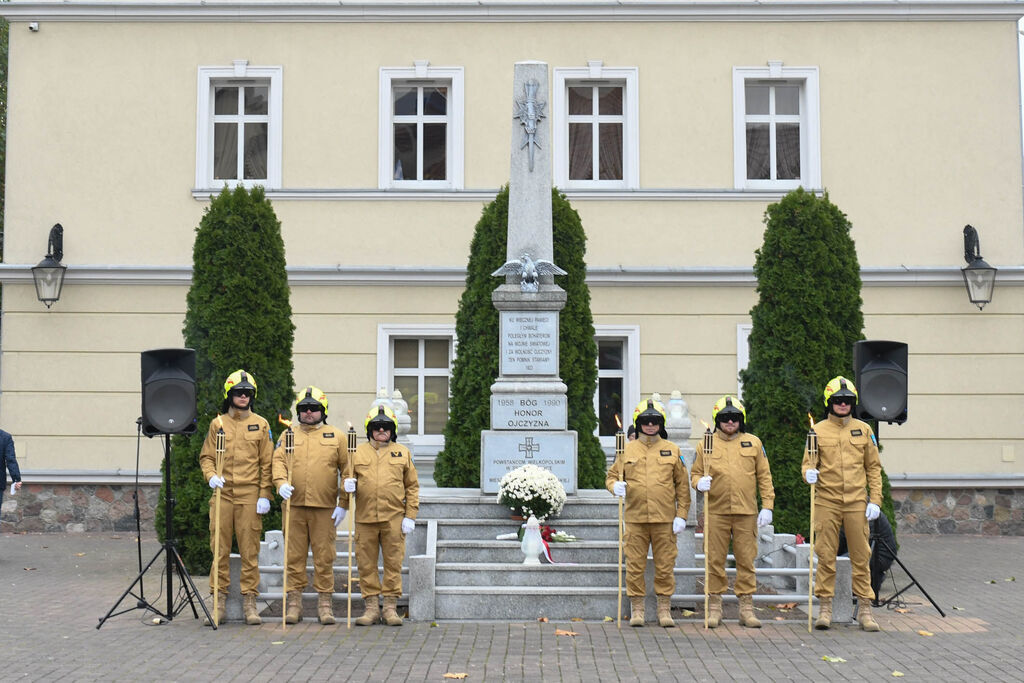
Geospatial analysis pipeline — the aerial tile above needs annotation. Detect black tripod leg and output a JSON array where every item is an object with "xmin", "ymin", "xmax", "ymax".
[
  {"xmin": 96, "ymin": 545, "xmax": 169, "ymax": 629},
  {"xmin": 168, "ymin": 544, "xmax": 214, "ymax": 625},
  {"xmin": 884, "ymin": 548, "xmax": 946, "ymax": 617}
]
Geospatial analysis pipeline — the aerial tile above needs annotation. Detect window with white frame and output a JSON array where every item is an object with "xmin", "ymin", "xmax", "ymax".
[
  {"xmin": 196, "ymin": 62, "xmax": 282, "ymax": 189},
  {"xmin": 553, "ymin": 64, "xmax": 639, "ymax": 189},
  {"xmin": 377, "ymin": 325, "xmax": 455, "ymax": 451},
  {"xmin": 593, "ymin": 326, "xmax": 640, "ymax": 448},
  {"xmin": 733, "ymin": 64, "xmax": 819, "ymax": 191},
  {"xmin": 379, "ymin": 64, "xmax": 464, "ymax": 189}
]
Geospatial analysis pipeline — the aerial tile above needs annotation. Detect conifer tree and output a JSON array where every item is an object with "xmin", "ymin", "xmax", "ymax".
[
  {"xmin": 158, "ymin": 186, "xmax": 295, "ymax": 572},
  {"xmin": 739, "ymin": 188, "xmax": 895, "ymax": 536},
  {"xmin": 435, "ymin": 187, "xmax": 604, "ymax": 488}
]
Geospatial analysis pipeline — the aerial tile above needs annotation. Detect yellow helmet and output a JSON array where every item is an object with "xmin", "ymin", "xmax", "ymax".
[
  {"xmin": 365, "ymin": 404, "xmax": 398, "ymax": 442},
  {"xmin": 632, "ymin": 397, "xmax": 667, "ymax": 429},
  {"xmin": 711, "ymin": 395, "xmax": 745, "ymax": 423},
  {"xmin": 823, "ymin": 376, "xmax": 858, "ymax": 406},
  {"xmin": 223, "ymin": 370, "xmax": 257, "ymax": 399},
  {"xmin": 294, "ymin": 386, "xmax": 328, "ymax": 416}
]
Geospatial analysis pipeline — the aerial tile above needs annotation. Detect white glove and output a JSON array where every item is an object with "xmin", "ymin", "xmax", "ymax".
[
  {"xmin": 343, "ymin": 478, "xmax": 357, "ymax": 493},
  {"xmin": 208, "ymin": 475, "xmax": 225, "ymax": 489},
  {"xmin": 332, "ymin": 507, "xmax": 346, "ymax": 527},
  {"xmin": 672, "ymin": 517, "xmax": 686, "ymax": 534},
  {"xmin": 612, "ymin": 481, "xmax": 627, "ymax": 498},
  {"xmin": 401, "ymin": 517, "xmax": 415, "ymax": 534},
  {"xmin": 804, "ymin": 469, "xmax": 819, "ymax": 484},
  {"xmin": 10, "ymin": 483, "xmax": 16, "ymax": 495},
  {"xmin": 256, "ymin": 498, "xmax": 270, "ymax": 515},
  {"xmin": 697, "ymin": 476, "xmax": 712, "ymax": 492},
  {"xmin": 278, "ymin": 483, "xmax": 294, "ymax": 500},
  {"xmin": 865, "ymin": 503, "xmax": 881, "ymax": 521},
  {"xmin": 757, "ymin": 509, "xmax": 773, "ymax": 528}
]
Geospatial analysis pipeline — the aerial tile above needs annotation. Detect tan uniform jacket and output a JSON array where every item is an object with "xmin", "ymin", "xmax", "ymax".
[
  {"xmin": 199, "ymin": 410, "xmax": 273, "ymax": 502},
  {"xmin": 271, "ymin": 423, "xmax": 346, "ymax": 508},
  {"xmin": 802, "ymin": 414, "xmax": 882, "ymax": 508},
  {"xmin": 339, "ymin": 441, "xmax": 419, "ymax": 523},
  {"xmin": 605, "ymin": 435, "xmax": 691, "ymax": 523},
  {"xmin": 692, "ymin": 430, "xmax": 775, "ymax": 515}
]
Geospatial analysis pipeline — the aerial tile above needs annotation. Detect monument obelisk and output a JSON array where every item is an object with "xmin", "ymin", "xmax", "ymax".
[{"xmin": 480, "ymin": 61, "xmax": 578, "ymax": 494}]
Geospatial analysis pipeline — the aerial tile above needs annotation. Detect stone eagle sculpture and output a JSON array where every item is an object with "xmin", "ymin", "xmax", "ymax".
[{"xmin": 492, "ymin": 252, "xmax": 567, "ymax": 293}]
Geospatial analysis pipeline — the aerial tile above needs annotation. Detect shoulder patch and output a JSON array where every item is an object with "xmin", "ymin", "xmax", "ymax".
[
  {"xmin": 850, "ymin": 429, "xmax": 863, "ymax": 436},
  {"xmin": 247, "ymin": 424, "xmax": 260, "ymax": 432},
  {"xmin": 741, "ymin": 441, "xmax": 753, "ymax": 448},
  {"xmin": 660, "ymin": 450, "xmax": 673, "ymax": 457},
  {"xmin": 391, "ymin": 451, "xmax": 404, "ymax": 458},
  {"xmin": 322, "ymin": 432, "xmax": 335, "ymax": 439}
]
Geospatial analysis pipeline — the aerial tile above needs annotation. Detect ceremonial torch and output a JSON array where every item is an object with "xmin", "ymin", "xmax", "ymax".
[
  {"xmin": 807, "ymin": 413, "xmax": 818, "ymax": 634},
  {"xmin": 279, "ymin": 415, "xmax": 294, "ymax": 631},
  {"xmin": 346, "ymin": 422, "xmax": 357, "ymax": 629},
  {"xmin": 701, "ymin": 419, "xmax": 714, "ymax": 630},
  {"xmin": 614, "ymin": 415, "xmax": 625, "ymax": 629},
  {"xmin": 212, "ymin": 417, "xmax": 225, "ymax": 628}
]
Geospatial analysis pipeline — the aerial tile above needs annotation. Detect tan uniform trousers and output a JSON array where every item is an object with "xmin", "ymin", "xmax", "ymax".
[
  {"xmin": 814, "ymin": 504, "xmax": 874, "ymax": 600},
  {"xmin": 706, "ymin": 512, "xmax": 758, "ymax": 596},
  {"xmin": 286, "ymin": 505, "xmax": 337, "ymax": 594},
  {"xmin": 355, "ymin": 517, "xmax": 405, "ymax": 597},
  {"xmin": 625, "ymin": 522, "xmax": 677, "ymax": 597},
  {"xmin": 208, "ymin": 497, "xmax": 262, "ymax": 595}
]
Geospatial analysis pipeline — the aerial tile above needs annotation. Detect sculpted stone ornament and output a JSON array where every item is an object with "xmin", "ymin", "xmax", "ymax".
[
  {"xmin": 515, "ymin": 78, "xmax": 546, "ymax": 172},
  {"xmin": 492, "ymin": 252, "xmax": 567, "ymax": 293}
]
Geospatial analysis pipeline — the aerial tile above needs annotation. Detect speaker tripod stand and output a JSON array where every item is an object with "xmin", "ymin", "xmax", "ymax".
[
  {"xmin": 869, "ymin": 519, "xmax": 946, "ymax": 617},
  {"xmin": 97, "ymin": 434, "xmax": 214, "ymax": 629}
]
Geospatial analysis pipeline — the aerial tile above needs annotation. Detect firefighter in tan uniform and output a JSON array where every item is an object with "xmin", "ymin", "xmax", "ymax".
[
  {"xmin": 692, "ymin": 395, "xmax": 774, "ymax": 628},
  {"xmin": 341, "ymin": 405, "xmax": 419, "ymax": 626},
  {"xmin": 199, "ymin": 370, "xmax": 273, "ymax": 625},
  {"xmin": 802, "ymin": 376, "xmax": 883, "ymax": 632},
  {"xmin": 606, "ymin": 398, "xmax": 691, "ymax": 627},
  {"xmin": 273, "ymin": 386, "xmax": 347, "ymax": 625}
]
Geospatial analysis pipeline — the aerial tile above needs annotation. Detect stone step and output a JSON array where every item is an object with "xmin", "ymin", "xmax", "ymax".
[
  {"xmin": 433, "ymin": 585, "xmax": 620, "ymax": 620},
  {"xmin": 418, "ymin": 488, "xmax": 619, "ymax": 521},
  {"xmin": 435, "ymin": 562, "xmax": 620, "ymax": 587},
  {"xmin": 435, "ymin": 519, "xmax": 619, "ymax": 541},
  {"xmin": 436, "ymin": 539, "xmax": 619, "ymax": 564}
]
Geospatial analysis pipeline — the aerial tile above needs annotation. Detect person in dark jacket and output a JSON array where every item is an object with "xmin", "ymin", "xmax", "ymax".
[{"xmin": 1, "ymin": 429, "xmax": 22, "ymax": 511}]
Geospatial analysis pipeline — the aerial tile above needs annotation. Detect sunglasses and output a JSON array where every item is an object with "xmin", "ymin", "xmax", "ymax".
[
  {"xmin": 232, "ymin": 390, "xmax": 254, "ymax": 398},
  {"xmin": 831, "ymin": 397, "xmax": 854, "ymax": 405},
  {"xmin": 298, "ymin": 405, "xmax": 321, "ymax": 413},
  {"xmin": 718, "ymin": 416, "xmax": 740, "ymax": 423},
  {"xmin": 372, "ymin": 425, "xmax": 392, "ymax": 431},
  {"xmin": 637, "ymin": 417, "xmax": 661, "ymax": 427}
]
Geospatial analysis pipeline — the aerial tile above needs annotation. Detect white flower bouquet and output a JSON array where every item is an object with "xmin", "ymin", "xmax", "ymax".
[{"xmin": 496, "ymin": 464, "xmax": 567, "ymax": 521}]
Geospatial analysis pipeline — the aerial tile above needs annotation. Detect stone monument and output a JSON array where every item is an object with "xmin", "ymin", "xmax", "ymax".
[{"xmin": 480, "ymin": 61, "xmax": 578, "ymax": 494}]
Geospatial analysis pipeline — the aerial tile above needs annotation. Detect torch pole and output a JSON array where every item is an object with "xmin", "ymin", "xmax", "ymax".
[
  {"xmin": 212, "ymin": 419, "xmax": 225, "ymax": 627},
  {"xmin": 807, "ymin": 425, "xmax": 818, "ymax": 634},
  {"xmin": 346, "ymin": 426, "xmax": 357, "ymax": 629},
  {"xmin": 702, "ymin": 426, "xmax": 714, "ymax": 630},
  {"xmin": 282, "ymin": 426, "xmax": 294, "ymax": 631},
  {"xmin": 615, "ymin": 429, "xmax": 625, "ymax": 629}
]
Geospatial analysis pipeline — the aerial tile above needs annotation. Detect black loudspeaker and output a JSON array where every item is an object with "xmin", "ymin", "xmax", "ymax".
[
  {"xmin": 141, "ymin": 348, "xmax": 198, "ymax": 436},
  {"xmin": 854, "ymin": 340, "xmax": 908, "ymax": 424}
]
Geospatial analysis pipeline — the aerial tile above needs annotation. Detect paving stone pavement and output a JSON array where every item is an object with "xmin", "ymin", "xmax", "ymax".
[{"xmin": 1, "ymin": 532, "xmax": 1021, "ymax": 681}]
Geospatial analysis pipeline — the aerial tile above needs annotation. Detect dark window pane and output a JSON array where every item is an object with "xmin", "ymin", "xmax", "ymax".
[
  {"xmin": 394, "ymin": 87, "xmax": 417, "ymax": 116},
  {"xmin": 568, "ymin": 123, "xmax": 593, "ymax": 180},
  {"xmin": 423, "ymin": 87, "xmax": 448, "ymax": 116},
  {"xmin": 745, "ymin": 85, "xmax": 769, "ymax": 115},
  {"xmin": 776, "ymin": 123, "xmax": 800, "ymax": 179},
  {"xmin": 242, "ymin": 122, "xmax": 268, "ymax": 179},
  {"xmin": 394, "ymin": 339, "xmax": 418, "ymax": 368},
  {"xmin": 598, "ymin": 340, "xmax": 623, "ymax": 370},
  {"xmin": 775, "ymin": 86, "xmax": 800, "ymax": 115},
  {"xmin": 244, "ymin": 86, "xmax": 268, "ymax": 115},
  {"xmin": 394, "ymin": 376, "xmax": 418, "ymax": 434},
  {"xmin": 598, "ymin": 377, "xmax": 624, "ymax": 436},
  {"xmin": 424, "ymin": 339, "xmax": 448, "ymax": 368},
  {"xmin": 568, "ymin": 86, "xmax": 592, "ymax": 115},
  {"xmin": 424, "ymin": 376, "xmax": 449, "ymax": 434},
  {"xmin": 393, "ymin": 123, "xmax": 417, "ymax": 180},
  {"xmin": 598, "ymin": 86, "xmax": 622, "ymax": 115},
  {"xmin": 423, "ymin": 123, "xmax": 447, "ymax": 180},
  {"xmin": 213, "ymin": 123, "xmax": 237, "ymax": 179},
  {"xmin": 598, "ymin": 123, "xmax": 623, "ymax": 180},
  {"xmin": 746, "ymin": 123, "xmax": 770, "ymax": 180},
  {"xmin": 214, "ymin": 86, "xmax": 238, "ymax": 115}
]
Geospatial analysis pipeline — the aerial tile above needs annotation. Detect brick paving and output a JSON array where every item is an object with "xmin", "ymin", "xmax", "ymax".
[{"xmin": 1, "ymin": 532, "xmax": 1021, "ymax": 681}]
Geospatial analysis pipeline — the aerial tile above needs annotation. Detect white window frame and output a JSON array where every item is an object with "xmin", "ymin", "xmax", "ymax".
[
  {"xmin": 593, "ymin": 325, "xmax": 641, "ymax": 449},
  {"xmin": 379, "ymin": 63, "xmax": 464, "ymax": 190},
  {"xmin": 553, "ymin": 63, "xmax": 639, "ymax": 190},
  {"xmin": 376, "ymin": 324, "xmax": 457, "ymax": 453},
  {"xmin": 733, "ymin": 63, "xmax": 820, "ymax": 191},
  {"xmin": 737, "ymin": 323, "xmax": 752, "ymax": 400},
  {"xmin": 196, "ymin": 61, "xmax": 283, "ymax": 190}
]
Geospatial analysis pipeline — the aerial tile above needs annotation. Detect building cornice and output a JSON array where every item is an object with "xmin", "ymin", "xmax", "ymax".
[
  {"xmin": 1, "ymin": 263, "xmax": 1022, "ymax": 287},
  {"xmin": 2, "ymin": 1, "xmax": 1022, "ymax": 24}
]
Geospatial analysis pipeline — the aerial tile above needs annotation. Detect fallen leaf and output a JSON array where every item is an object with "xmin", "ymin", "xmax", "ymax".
[
  {"xmin": 570, "ymin": 617, "xmax": 584, "ymax": 622},
  {"xmin": 537, "ymin": 617, "xmax": 549, "ymax": 623},
  {"xmin": 271, "ymin": 641, "xmax": 284, "ymax": 645},
  {"xmin": 75, "ymin": 553, "xmax": 86, "ymax": 557},
  {"xmin": 986, "ymin": 580, "xmax": 997, "ymax": 584},
  {"xmin": 822, "ymin": 655, "xmax": 846, "ymax": 663},
  {"xmin": 554, "ymin": 629, "xmax": 578, "ymax": 636},
  {"xmin": 602, "ymin": 616, "xmax": 614, "ymax": 622},
  {"xmin": 774, "ymin": 617, "xmax": 785, "ymax": 621},
  {"xmin": 776, "ymin": 602, "xmax": 797, "ymax": 609},
  {"xmin": 443, "ymin": 674, "xmax": 468, "ymax": 680},
  {"xmin": 680, "ymin": 609, "xmax": 694, "ymax": 617},
  {"xmin": 918, "ymin": 630, "xmax": 934, "ymax": 637},
  {"xmin": 952, "ymin": 606, "xmax": 964, "ymax": 611},
  {"xmin": 23, "ymin": 567, "xmax": 36, "ymax": 571},
  {"xmin": 894, "ymin": 608, "xmax": 909, "ymax": 614},
  {"xmin": 892, "ymin": 672, "xmax": 905, "ymax": 677},
  {"xmin": 430, "ymin": 622, "xmax": 438, "ymax": 627},
  {"xmin": 1006, "ymin": 577, "xmax": 1016, "ymax": 582}
]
